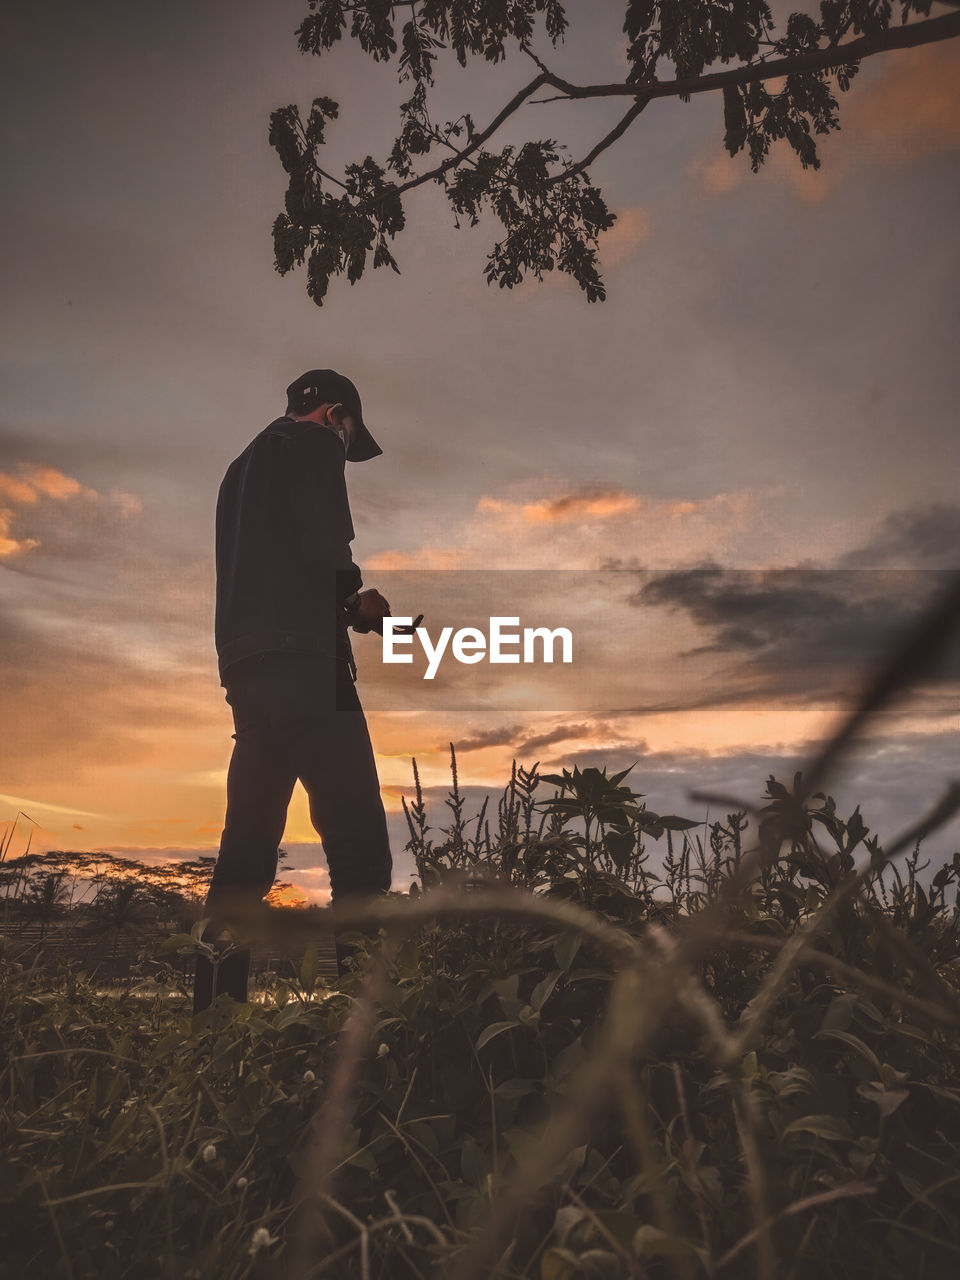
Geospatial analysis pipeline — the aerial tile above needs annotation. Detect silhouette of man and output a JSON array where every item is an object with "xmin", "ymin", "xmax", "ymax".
[{"xmin": 193, "ymin": 369, "xmax": 393, "ymax": 1013}]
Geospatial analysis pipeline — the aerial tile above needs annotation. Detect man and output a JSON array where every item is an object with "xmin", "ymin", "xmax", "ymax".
[{"xmin": 193, "ymin": 369, "xmax": 393, "ymax": 1014}]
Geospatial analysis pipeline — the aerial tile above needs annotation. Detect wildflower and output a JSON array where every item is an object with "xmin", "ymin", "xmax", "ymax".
[
  {"xmin": 302, "ymin": 1069, "xmax": 316, "ymax": 1083},
  {"xmin": 249, "ymin": 1227, "xmax": 279, "ymax": 1255},
  {"xmin": 202, "ymin": 1144, "xmax": 217, "ymax": 1163},
  {"xmin": 376, "ymin": 1042, "xmax": 389, "ymax": 1058}
]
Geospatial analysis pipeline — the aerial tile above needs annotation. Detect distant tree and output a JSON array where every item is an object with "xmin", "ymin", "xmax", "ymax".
[
  {"xmin": 141, "ymin": 880, "xmax": 197, "ymax": 929},
  {"xmin": 269, "ymin": 0, "xmax": 960, "ymax": 304},
  {"xmin": 20, "ymin": 870, "xmax": 71, "ymax": 939},
  {"xmin": 265, "ymin": 881, "xmax": 308, "ymax": 908},
  {"xmin": 59, "ymin": 851, "xmax": 148, "ymax": 909},
  {"xmin": 143, "ymin": 859, "xmax": 215, "ymax": 913},
  {"xmin": 0, "ymin": 853, "xmax": 47, "ymax": 912},
  {"xmin": 79, "ymin": 879, "xmax": 157, "ymax": 960}
]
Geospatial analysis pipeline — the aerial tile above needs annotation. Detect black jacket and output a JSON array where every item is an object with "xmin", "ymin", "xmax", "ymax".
[{"xmin": 215, "ymin": 416, "xmax": 363, "ymax": 683}]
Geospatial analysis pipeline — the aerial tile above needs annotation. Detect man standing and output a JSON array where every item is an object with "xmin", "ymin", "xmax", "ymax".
[{"xmin": 193, "ymin": 369, "xmax": 393, "ymax": 1013}]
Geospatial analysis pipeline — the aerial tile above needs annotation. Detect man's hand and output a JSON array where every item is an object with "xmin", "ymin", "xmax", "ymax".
[{"xmin": 344, "ymin": 588, "xmax": 391, "ymax": 634}]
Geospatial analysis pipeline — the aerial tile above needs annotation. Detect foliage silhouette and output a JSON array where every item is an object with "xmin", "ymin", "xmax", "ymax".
[{"xmin": 268, "ymin": 0, "xmax": 960, "ymax": 304}]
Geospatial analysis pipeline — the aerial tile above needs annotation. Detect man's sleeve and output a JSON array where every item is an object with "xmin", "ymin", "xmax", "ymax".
[{"xmin": 279, "ymin": 426, "xmax": 363, "ymax": 604}]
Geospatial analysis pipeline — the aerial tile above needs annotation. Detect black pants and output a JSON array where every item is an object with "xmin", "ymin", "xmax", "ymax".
[{"xmin": 192, "ymin": 651, "xmax": 392, "ymax": 1013}]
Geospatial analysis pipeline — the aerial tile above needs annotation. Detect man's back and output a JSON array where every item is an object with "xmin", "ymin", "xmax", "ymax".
[{"xmin": 215, "ymin": 415, "xmax": 362, "ymax": 681}]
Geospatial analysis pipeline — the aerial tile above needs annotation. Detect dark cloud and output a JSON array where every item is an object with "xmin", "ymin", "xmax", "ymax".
[
  {"xmin": 516, "ymin": 721, "xmax": 619, "ymax": 754},
  {"xmin": 439, "ymin": 725, "xmax": 525, "ymax": 753},
  {"xmin": 635, "ymin": 566, "xmax": 960, "ymax": 700},
  {"xmin": 840, "ymin": 504, "xmax": 960, "ymax": 569}
]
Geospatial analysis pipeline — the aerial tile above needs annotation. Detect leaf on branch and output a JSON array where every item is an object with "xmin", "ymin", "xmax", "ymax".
[
  {"xmin": 350, "ymin": 2, "xmax": 398, "ymax": 62},
  {"xmin": 296, "ymin": 0, "xmax": 347, "ymax": 55},
  {"xmin": 304, "ymin": 96, "xmax": 340, "ymax": 148},
  {"xmin": 399, "ymin": 18, "xmax": 445, "ymax": 84},
  {"xmin": 833, "ymin": 60, "xmax": 862, "ymax": 93},
  {"xmin": 268, "ymin": 105, "xmax": 305, "ymax": 175}
]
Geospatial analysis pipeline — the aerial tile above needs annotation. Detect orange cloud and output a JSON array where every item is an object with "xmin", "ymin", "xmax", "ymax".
[
  {"xmin": 0, "ymin": 462, "xmax": 100, "ymax": 504},
  {"xmin": 695, "ymin": 134, "xmax": 837, "ymax": 205},
  {"xmin": 477, "ymin": 486, "xmax": 640, "ymax": 524},
  {"xmin": 845, "ymin": 40, "xmax": 960, "ymax": 162},
  {"xmin": 0, "ymin": 508, "xmax": 40, "ymax": 557},
  {"xmin": 367, "ymin": 547, "xmax": 463, "ymax": 570},
  {"xmin": 599, "ymin": 206, "xmax": 652, "ymax": 266},
  {"xmin": 109, "ymin": 490, "xmax": 144, "ymax": 516},
  {"xmin": 363, "ymin": 486, "xmax": 760, "ymax": 574},
  {"xmin": 25, "ymin": 464, "xmax": 98, "ymax": 501},
  {"xmin": 0, "ymin": 460, "xmax": 140, "ymax": 559},
  {"xmin": 0, "ymin": 474, "xmax": 40, "ymax": 504}
]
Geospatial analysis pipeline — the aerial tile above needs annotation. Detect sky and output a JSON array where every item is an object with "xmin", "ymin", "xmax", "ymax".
[{"xmin": 2, "ymin": 1, "xmax": 958, "ymax": 901}]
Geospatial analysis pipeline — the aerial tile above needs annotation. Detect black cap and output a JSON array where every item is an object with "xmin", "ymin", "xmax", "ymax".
[{"xmin": 285, "ymin": 369, "xmax": 383, "ymax": 462}]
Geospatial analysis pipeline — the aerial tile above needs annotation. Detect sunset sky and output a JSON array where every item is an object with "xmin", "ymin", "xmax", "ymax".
[{"xmin": 2, "ymin": 1, "xmax": 958, "ymax": 901}]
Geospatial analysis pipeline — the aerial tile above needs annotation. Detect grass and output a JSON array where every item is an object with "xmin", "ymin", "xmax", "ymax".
[{"xmin": 2, "ymin": 576, "xmax": 960, "ymax": 1279}]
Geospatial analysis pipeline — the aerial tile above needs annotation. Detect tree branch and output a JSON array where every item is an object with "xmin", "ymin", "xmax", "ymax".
[
  {"xmin": 280, "ymin": 6, "xmax": 960, "ymax": 303},
  {"xmin": 386, "ymin": 12, "xmax": 960, "ymax": 198},
  {"xmin": 387, "ymin": 73, "xmax": 548, "ymax": 199},
  {"xmin": 548, "ymin": 98, "xmax": 648, "ymax": 186},
  {"xmin": 535, "ymin": 11, "xmax": 960, "ymax": 104}
]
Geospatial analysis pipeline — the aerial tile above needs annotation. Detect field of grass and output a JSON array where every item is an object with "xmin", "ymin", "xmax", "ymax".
[
  {"xmin": 3, "ymin": 585, "xmax": 960, "ymax": 1278},
  {"xmin": 3, "ymin": 749, "xmax": 960, "ymax": 1280}
]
